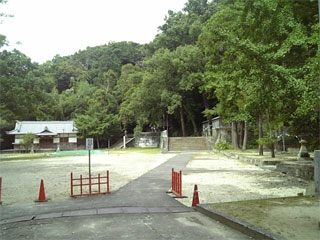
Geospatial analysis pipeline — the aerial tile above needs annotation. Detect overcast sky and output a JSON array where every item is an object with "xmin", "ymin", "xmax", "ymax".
[{"xmin": 1, "ymin": 0, "xmax": 187, "ymax": 63}]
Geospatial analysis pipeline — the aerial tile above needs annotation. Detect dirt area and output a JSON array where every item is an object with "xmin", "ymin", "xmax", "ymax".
[
  {"xmin": 177, "ymin": 152, "xmax": 309, "ymax": 206},
  {"xmin": 0, "ymin": 152, "xmax": 175, "ymax": 206},
  {"xmin": 211, "ymin": 197, "xmax": 320, "ymax": 240}
]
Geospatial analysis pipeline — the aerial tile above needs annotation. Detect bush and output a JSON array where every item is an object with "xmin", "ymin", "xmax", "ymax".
[{"xmin": 214, "ymin": 141, "xmax": 233, "ymax": 150}]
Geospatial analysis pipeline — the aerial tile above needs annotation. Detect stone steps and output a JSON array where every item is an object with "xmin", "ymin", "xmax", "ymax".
[{"xmin": 168, "ymin": 137, "xmax": 207, "ymax": 151}]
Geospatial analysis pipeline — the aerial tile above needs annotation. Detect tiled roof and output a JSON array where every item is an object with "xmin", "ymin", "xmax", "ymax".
[{"xmin": 7, "ymin": 121, "xmax": 78, "ymax": 135}]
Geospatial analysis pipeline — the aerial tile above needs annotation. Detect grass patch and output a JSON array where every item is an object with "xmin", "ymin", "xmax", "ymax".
[
  {"xmin": 209, "ymin": 196, "xmax": 318, "ymax": 240},
  {"xmin": 50, "ymin": 149, "xmax": 105, "ymax": 157},
  {"xmin": 0, "ymin": 148, "xmax": 161, "ymax": 161},
  {"xmin": 0, "ymin": 152, "xmax": 53, "ymax": 162},
  {"xmin": 210, "ymin": 196, "xmax": 317, "ymax": 222},
  {"xmin": 108, "ymin": 147, "xmax": 161, "ymax": 154},
  {"xmin": 223, "ymin": 149, "xmax": 258, "ymax": 154}
]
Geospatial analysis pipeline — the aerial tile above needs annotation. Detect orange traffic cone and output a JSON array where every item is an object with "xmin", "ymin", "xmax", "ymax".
[
  {"xmin": 36, "ymin": 179, "xmax": 47, "ymax": 202},
  {"xmin": 192, "ymin": 184, "xmax": 199, "ymax": 207}
]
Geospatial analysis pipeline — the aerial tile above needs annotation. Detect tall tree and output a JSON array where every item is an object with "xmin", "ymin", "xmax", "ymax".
[
  {"xmin": 199, "ymin": 0, "xmax": 318, "ymax": 153},
  {"xmin": 75, "ymin": 89, "xmax": 120, "ymax": 148}
]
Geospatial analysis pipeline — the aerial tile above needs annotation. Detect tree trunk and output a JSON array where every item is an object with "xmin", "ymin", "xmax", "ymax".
[
  {"xmin": 239, "ymin": 122, "xmax": 244, "ymax": 149},
  {"xmin": 231, "ymin": 122, "xmax": 239, "ymax": 150},
  {"xmin": 202, "ymin": 93, "xmax": 210, "ymax": 120},
  {"xmin": 282, "ymin": 127, "xmax": 286, "ymax": 152},
  {"xmin": 96, "ymin": 137, "xmax": 100, "ymax": 149},
  {"xmin": 258, "ymin": 114, "xmax": 264, "ymax": 155},
  {"xmin": 190, "ymin": 117, "xmax": 198, "ymax": 136},
  {"xmin": 163, "ymin": 111, "xmax": 165, "ymax": 131},
  {"xmin": 30, "ymin": 144, "xmax": 34, "ymax": 154},
  {"xmin": 185, "ymin": 108, "xmax": 198, "ymax": 136},
  {"xmin": 271, "ymin": 143, "xmax": 275, "ymax": 158},
  {"xmin": 180, "ymin": 107, "xmax": 186, "ymax": 137},
  {"xmin": 167, "ymin": 112, "xmax": 169, "ymax": 132},
  {"xmin": 242, "ymin": 121, "xmax": 248, "ymax": 151}
]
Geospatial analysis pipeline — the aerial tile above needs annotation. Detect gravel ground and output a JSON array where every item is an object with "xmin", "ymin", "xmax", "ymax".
[
  {"xmin": 0, "ymin": 152, "xmax": 175, "ymax": 205},
  {"xmin": 176, "ymin": 151, "xmax": 309, "ymax": 206}
]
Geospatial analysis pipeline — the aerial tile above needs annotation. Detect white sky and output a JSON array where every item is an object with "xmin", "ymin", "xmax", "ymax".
[{"xmin": 0, "ymin": 0, "xmax": 187, "ymax": 63}]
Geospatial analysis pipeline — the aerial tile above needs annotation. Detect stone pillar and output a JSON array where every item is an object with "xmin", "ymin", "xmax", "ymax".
[
  {"xmin": 123, "ymin": 135, "xmax": 126, "ymax": 149},
  {"xmin": 315, "ymin": 150, "xmax": 320, "ymax": 197}
]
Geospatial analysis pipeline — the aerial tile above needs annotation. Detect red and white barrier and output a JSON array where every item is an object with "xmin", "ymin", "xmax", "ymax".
[{"xmin": 171, "ymin": 168, "xmax": 183, "ymax": 197}]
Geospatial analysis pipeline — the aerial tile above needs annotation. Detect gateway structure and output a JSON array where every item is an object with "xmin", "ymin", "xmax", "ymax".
[{"xmin": 7, "ymin": 121, "xmax": 81, "ymax": 150}]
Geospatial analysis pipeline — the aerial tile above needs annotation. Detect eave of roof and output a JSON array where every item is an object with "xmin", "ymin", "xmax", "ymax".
[{"xmin": 35, "ymin": 132, "xmax": 58, "ymax": 136}]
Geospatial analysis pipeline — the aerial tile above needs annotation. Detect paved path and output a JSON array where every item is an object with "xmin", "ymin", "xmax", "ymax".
[{"xmin": 0, "ymin": 153, "xmax": 250, "ymax": 239}]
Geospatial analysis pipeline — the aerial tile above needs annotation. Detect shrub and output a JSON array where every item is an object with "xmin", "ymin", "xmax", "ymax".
[{"xmin": 214, "ymin": 141, "xmax": 233, "ymax": 150}]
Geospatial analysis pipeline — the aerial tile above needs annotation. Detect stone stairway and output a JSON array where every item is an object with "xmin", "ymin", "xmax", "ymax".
[
  {"xmin": 111, "ymin": 137, "xmax": 135, "ymax": 149},
  {"xmin": 168, "ymin": 137, "xmax": 208, "ymax": 151}
]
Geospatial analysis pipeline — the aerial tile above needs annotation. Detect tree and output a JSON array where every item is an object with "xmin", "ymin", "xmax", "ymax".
[
  {"xmin": 152, "ymin": 0, "xmax": 217, "ymax": 51},
  {"xmin": 199, "ymin": 0, "xmax": 318, "ymax": 155},
  {"xmin": 119, "ymin": 45, "xmax": 208, "ymax": 137},
  {"xmin": 118, "ymin": 64, "xmax": 144, "ymax": 98},
  {"xmin": 0, "ymin": 50, "xmax": 35, "ymax": 126},
  {"xmin": 75, "ymin": 89, "xmax": 120, "ymax": 148},
  {"xmin": 21, "ymin": 134, "xmax": 35, "ymax": 153}
]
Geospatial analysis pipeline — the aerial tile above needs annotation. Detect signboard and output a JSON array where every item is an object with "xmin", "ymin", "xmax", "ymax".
[{"xmin": 86, "ymin": 138, "xmax": 94, "ymax": 150}]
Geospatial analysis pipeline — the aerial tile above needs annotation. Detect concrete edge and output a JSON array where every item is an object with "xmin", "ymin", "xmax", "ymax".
[
  {"xmin": 212, "ymin": 150, "xmax": 313, "ymax": 182},
  {"xmin": 194, "ymin": 204, "xmax": 286, "ymax": 240},
  {"xmin": 0, "ymin": 206, "xmax": 194, "ymax": 226},
  {"xmin": 211, "ymin": 149, "xmax": 299, "ymax": 168},
  {"xmin": 211, "ymin": 149, "xmax": 265, "ymax": 166}
]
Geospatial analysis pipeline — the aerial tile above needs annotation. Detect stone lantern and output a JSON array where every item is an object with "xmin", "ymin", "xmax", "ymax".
[{"xmin": 297, "ymin": 139, "xmax": 310, "ymax": 161}]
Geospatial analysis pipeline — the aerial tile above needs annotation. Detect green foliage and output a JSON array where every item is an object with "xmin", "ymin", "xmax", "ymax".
[
  {"xmin": 0, "ymin": 34, "xmax": 7, "ymax": 48},
  {"xmin": 21, "ymin": 134, "xmax": 35, "ymax": 149},
  {"xmin": 256, "ymin": 137, "xmax": 277, "ymax": 147},
  {"xmin": 214, "ymin": 141, "xmax": 233, "ymax": 150},
  {"xmin": 119, "ymin": 44, "xmax": 206, "ymax": 136},
  {"xmin": 75, "ymin": 89, "xmax": 120, "ymax": 141},
  {"xmin": 72, "ymin": 41, "xmax": 145, "ymax": 75},
  {"xmin": 0, "ymin": 50, "xmax": 57, "ymax": 127},
  {"xmin": 1, "ymin": 0, "xmax": 318, "ymax": 149},
  {"xmin": 153, "ymin": 0, "xmax": 216, "ymax": 51},
  {"xmin": 200, "ymin": 0, "xmax": 318, "ymax": 146}
]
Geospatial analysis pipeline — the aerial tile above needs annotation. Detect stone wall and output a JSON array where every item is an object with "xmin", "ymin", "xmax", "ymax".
[
  {"xmin": 135, "ymin": 132, "xmax": 160, "ymax": 148},
  {"xmin": 168, "ymin": 137, "xmax": 207, "ymax": 151},
  {"xmin": 275, "ymin": 161, "xmax": 314, "ymax": 180},
  {"xmin": 203, "ymin": 117, "xmax": 232, "ymax": 149}
]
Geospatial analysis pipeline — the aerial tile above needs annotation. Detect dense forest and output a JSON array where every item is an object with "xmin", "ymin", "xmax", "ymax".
[{"xmin": 0, "ymin": 0, "xmax": 319, "ymax": 150}]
